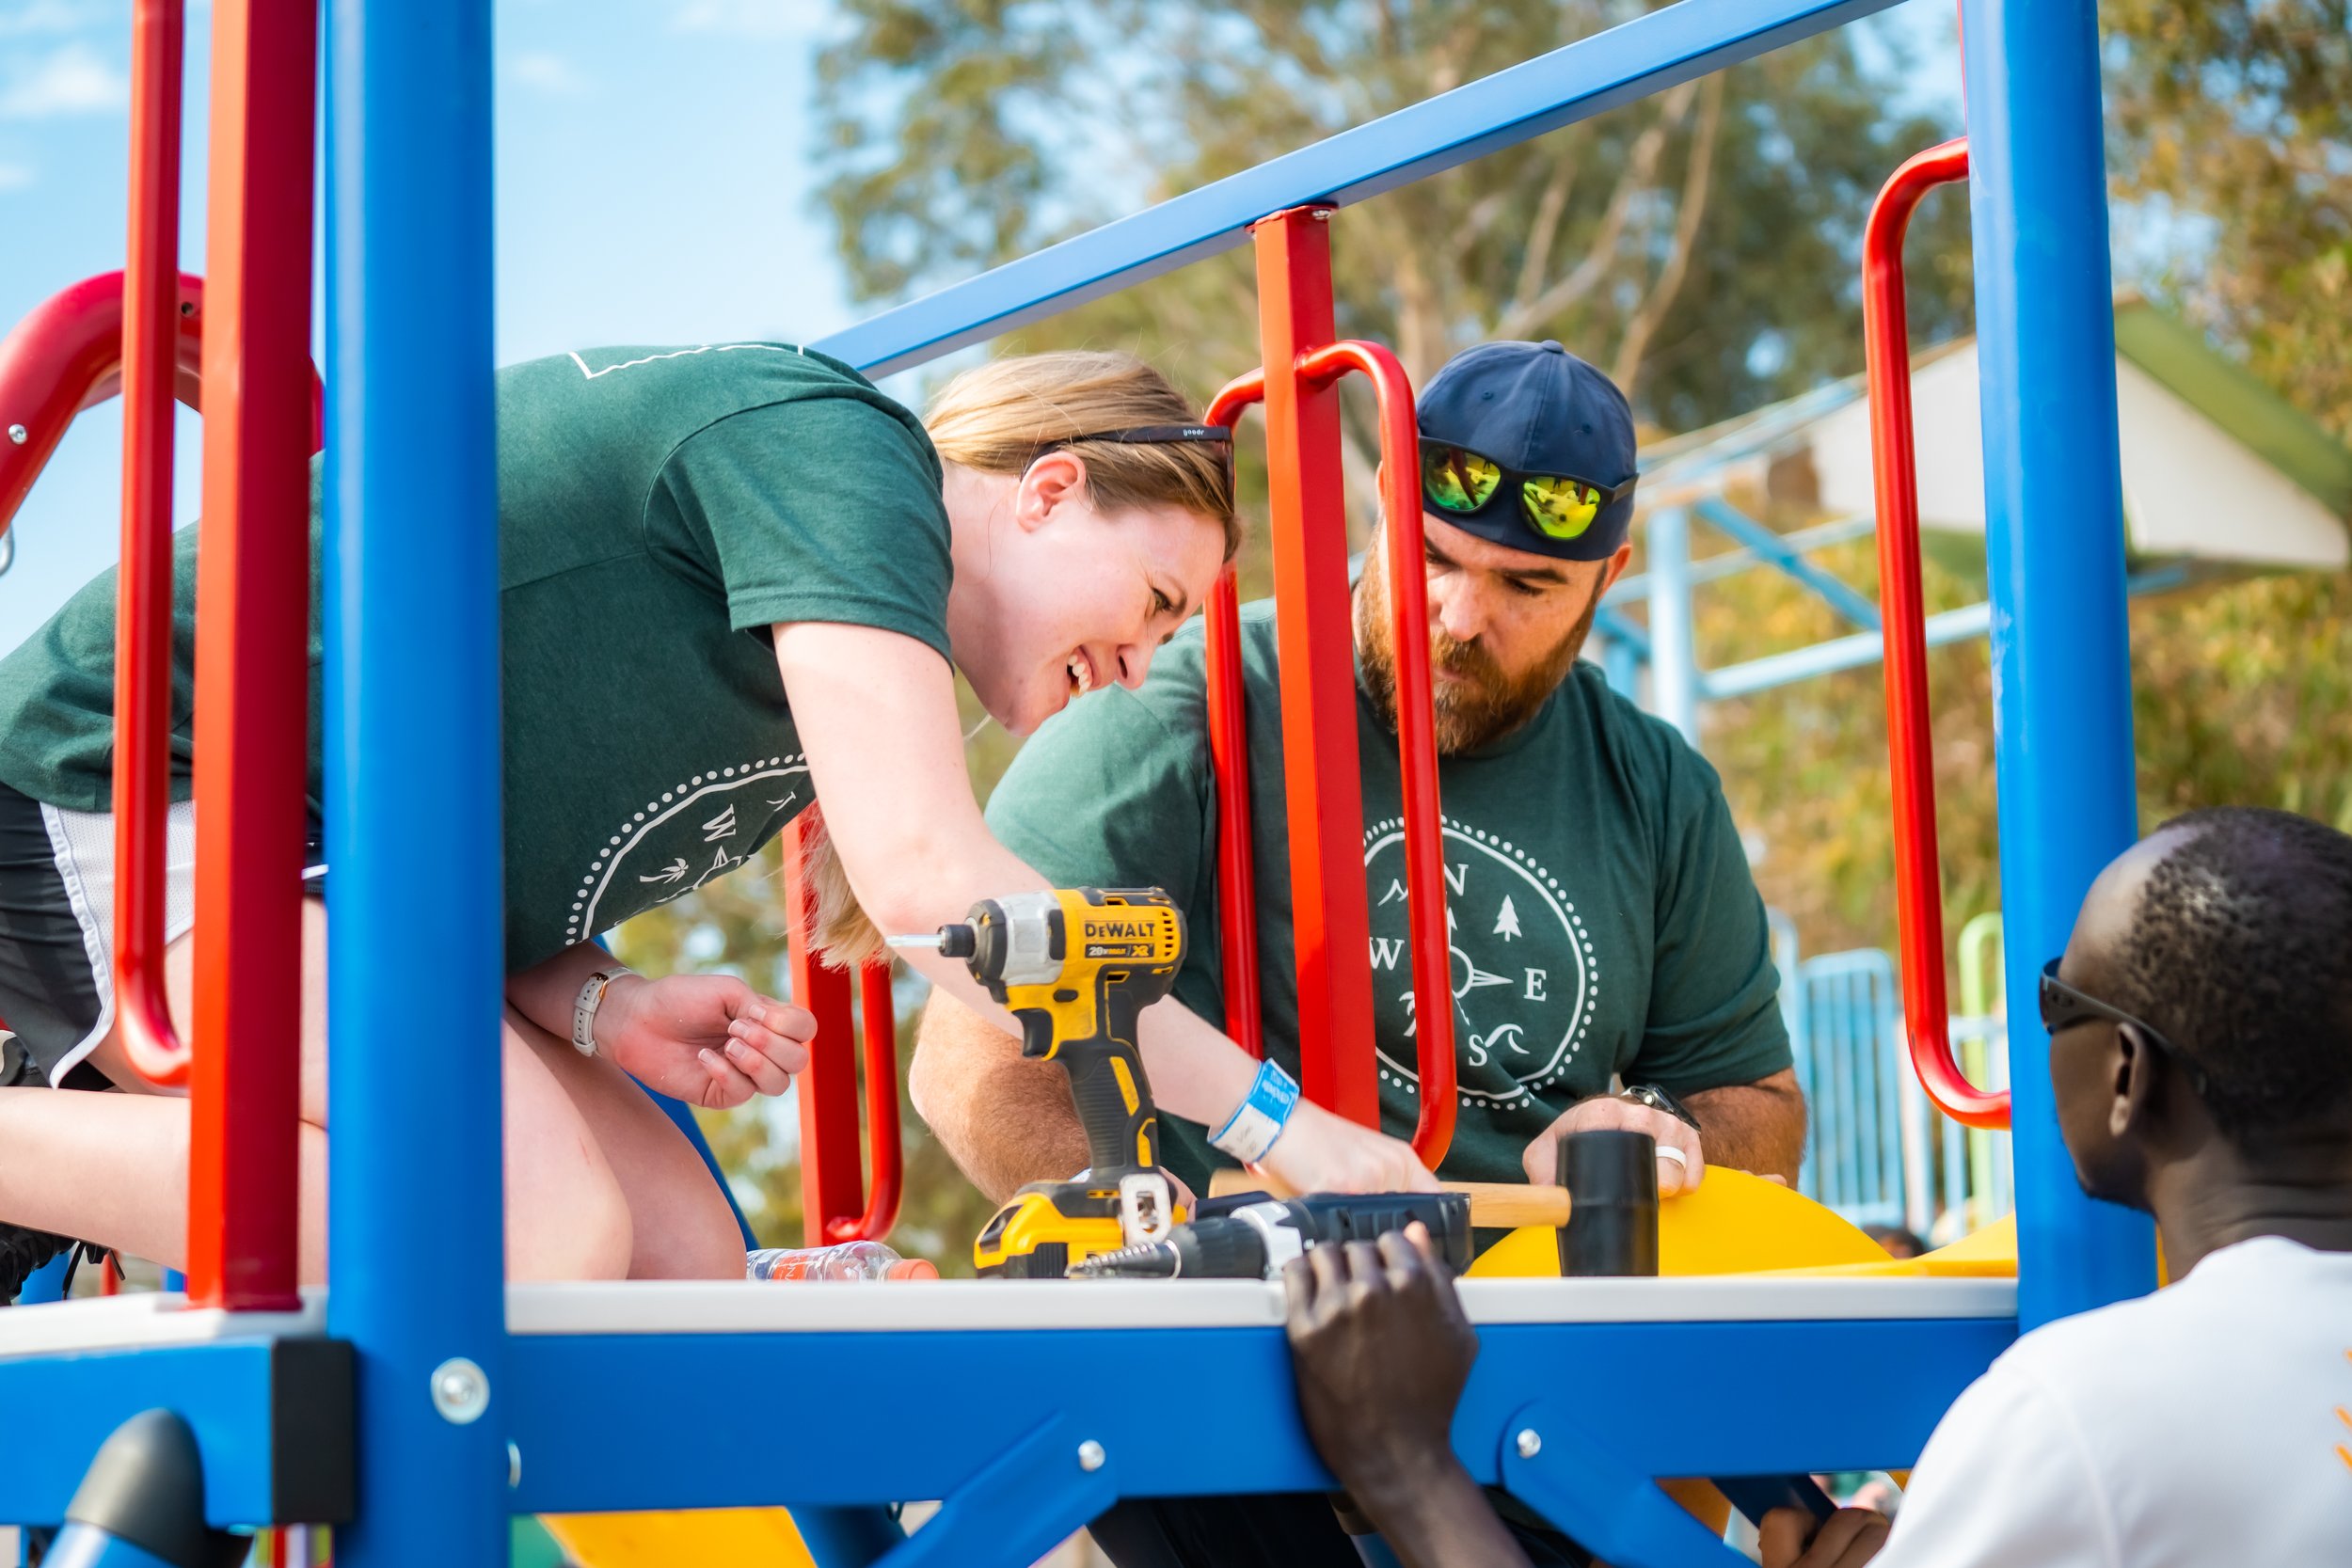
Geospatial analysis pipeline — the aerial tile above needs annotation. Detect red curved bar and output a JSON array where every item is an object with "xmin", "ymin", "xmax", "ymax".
[
  {"xmin": 0, "ymin": 271, "xmax": 204, "ymax": 536},
  {"xmin": 785, "ymin": 810, "xmax": 863, "ymax": 1241},
  {"xmin": 114, "ymin": 0, "xmax": 194, "ymax": 1089},
  {"xmin": 1864, "ymin": 137, "xmax": 2009, "ymax": 1131},
  {"xmin": 825, "ymin": 958, "xmax": 906, "ymax": 1243},
  {"xmin": 1202, "ymin": 370, "xmax": 1267, "ymax": 1061},
  {"xmin": 1295, "ymin": 340, "xmax": 1455, "ymax": 1167}
]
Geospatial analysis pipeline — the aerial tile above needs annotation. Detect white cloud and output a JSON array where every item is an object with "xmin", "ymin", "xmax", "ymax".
[
  {"xmin": 0, "ymin": 42, "xmax": 129, "ymax": 119},
  {"xmin": 0, "ymin": 1, "xmax": 97, "ymax": 38},
  {"xmin": 670, "ymin": 0, "xmax": 826, "ymax": 40},
  {"xmin": 0, "ymin": 160, "xmax": 34, "ymax": 191},
  {"xmin": 511, "ymin": 51, "xmax": 592, "ymax": 99}
]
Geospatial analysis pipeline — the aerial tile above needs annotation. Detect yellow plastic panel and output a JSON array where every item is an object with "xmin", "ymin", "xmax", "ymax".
[
  {"xmin": 1467, "ymin": 1167, "xmax": 1894, "ymax": 1279},
  {"xmin": 540, "ymin": 1508, "xmax": 818, "ymax": 1568}
]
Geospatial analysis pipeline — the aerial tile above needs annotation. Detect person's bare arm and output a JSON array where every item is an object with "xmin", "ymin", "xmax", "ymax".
[
  {"xmin": 1683, "ymin": 1066, "xmax": 1805, "ymax": 1183},
  {"xmin": 911, "ymin": 991, "xmax": 1090, "ymax": 1204},
  {"xmin": 1285, "ymin": 1226, "xmax": 1534, "ymax": 1568},
  {"xmin": 775, "ymin": 622, "xmax": 1436, "ymax": 1196}
]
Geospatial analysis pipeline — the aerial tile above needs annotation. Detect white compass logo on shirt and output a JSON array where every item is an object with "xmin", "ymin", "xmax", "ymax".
[
  {"xmin": 564, "ymin": 754, "xmax": 811, "ymax": 945},
  {"xmin": 1361, "ymin": 814, "xmax": 1596, "ymax": 1110}
]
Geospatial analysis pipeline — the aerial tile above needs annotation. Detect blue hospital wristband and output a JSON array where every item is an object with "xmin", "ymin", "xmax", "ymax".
[{"xmin": 1210, "ymin": 1058, "xmax": 1301, "ymax": 1165}]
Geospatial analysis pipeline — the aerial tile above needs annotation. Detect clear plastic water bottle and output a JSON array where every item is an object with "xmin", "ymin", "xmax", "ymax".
[{"xmin": 745, "ymin": 1241, "xmax": 939, "ymax": 1281}]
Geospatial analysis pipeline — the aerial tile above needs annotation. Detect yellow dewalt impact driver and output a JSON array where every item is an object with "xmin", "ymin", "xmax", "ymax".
[{"xmin": 892, "ymin": 888, "xmax": 1184, "ymax": 1278}]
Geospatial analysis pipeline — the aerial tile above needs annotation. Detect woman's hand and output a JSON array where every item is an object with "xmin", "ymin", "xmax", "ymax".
[
  {"xmin": 1260, "ymin": 1101, "xmax": 1441, "ymax": 1195},
  {"xmin": 596, "ymin": 974, "xmax": 815, "ymax": 1109}
]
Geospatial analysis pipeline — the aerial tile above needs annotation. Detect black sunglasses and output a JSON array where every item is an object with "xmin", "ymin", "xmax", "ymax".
[
  {"xmin": 1031, "ymin": 424, "xmax": 1233, "ymax": 458},
  {"xmin": 2038, "ymin": 958, "xmax": 2208, "ymax": 1095},
  {"xmin": 1418, "ymin": 437, "xmax": 1635, "ymax": 543}
]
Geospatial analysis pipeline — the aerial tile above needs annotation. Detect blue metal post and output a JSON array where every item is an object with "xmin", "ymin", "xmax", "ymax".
[
  {"xmin": 1645, "ymin": 507, "xmax": 1700, "ymax": 744},
  {"xmin": 1962, "ymin": 0, "xmax": 2154, "ymax": 1326},
  {"xmin": 323, "ymin": 1, "xmax": 507, "ymax": 1562}
]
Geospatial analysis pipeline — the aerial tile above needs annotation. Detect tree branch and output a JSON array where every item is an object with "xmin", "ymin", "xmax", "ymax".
[
  {"xmin": 1494, "ymin": 81, "xmax": 1697, "ymax": 340},
  {"xmin": 1612, "ymin": 73, "xmax": 1724, "ymax": 395}
]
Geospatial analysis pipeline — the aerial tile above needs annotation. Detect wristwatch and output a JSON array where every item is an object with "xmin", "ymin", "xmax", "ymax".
[
  {"xmin": 1614, "ymin": 1082, "xmax": 1702, "ymax": 1132},
  {"xmin": 571, "ymin": 968, "xmax": 634, "ymax": 1058}
]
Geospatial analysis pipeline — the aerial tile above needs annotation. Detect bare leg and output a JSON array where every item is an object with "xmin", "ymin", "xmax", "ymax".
[
  {"xmin": 7, "ymin": 901, "xmax": 649, "ymax": 1282},
  {"xmin": 504, "ymin": 1009, "xmax": 749, "ymax": 1280}
]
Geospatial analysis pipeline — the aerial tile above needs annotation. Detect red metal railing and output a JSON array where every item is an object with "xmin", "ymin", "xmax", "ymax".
[
  {"xmin": 1202, "ymin": 372, "xmax": 1267, "ymax": 1065},
  {"xmin": 0, "ymin": 271, "xmax": 206, "ymax": 535},
  {"xmin": 782, "ymin": 810, "xmax": 905, "ymax": 1244},
  {"xmin": 1863, "ymin": 136, "xmax": 2009, "ymax": 1132},
  {"xmin": 0, "ymin": 0, "xmax": 322, "ymax": 1307},
  {"xmin": 184, "ymin": 0, "xmax": 319, "ymax": 1308},
  {"xmin": 114, "ymin": 0, "xmax": 193, "ymax": 1091},
  {"xmin": 1200, "ymin": 205, "xmax": 1455, "ymax": 1167}
]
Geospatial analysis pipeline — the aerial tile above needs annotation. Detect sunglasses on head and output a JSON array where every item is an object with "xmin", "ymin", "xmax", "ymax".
[
  {"xmin": 2038, "ymin": 958, "xmax": 2208, "ymax": 1095},
  {"xmin": 1030, "ymin": 424, "xmax": 1233, "ymax": 462},
  {"xmin": 1417, "ymin": 437, "xmax": 1635, "ymax": 543}
]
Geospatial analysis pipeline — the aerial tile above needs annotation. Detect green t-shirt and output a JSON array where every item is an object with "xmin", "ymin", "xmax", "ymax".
[
  {"xmin": 0, "ymin": 341, "xmax": 951, "ymax": 970},
  {"xmin": 984, "ymin": 599, "xmax": 1791, "ymax": 1193}
]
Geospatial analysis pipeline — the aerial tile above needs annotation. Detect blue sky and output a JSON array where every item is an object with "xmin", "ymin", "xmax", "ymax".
[
  {"xmin": 2, "ymin": 0, "xmax": 1963, "ymax": 657},
  {"xmin": 2, "ymin": 0, "xmax": 856, "ymax": 652}
]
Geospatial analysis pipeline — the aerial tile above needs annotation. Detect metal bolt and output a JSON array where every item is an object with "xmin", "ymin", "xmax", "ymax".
[
  {"xmin": 430, "ymin": 1356, "xmax": 490, "ymax": 1425},
  {"xmin": 1515, "ymin": 1428, "xmax": 1542, "ymax": 1460},
  {"xmin": 7, "ymin": 424, "xmax": 25, "ymax": 445},
  {"xmin": 1311, "ymin": 209, "xmax": 1332, "ymax": 221},
  {"xmin": 507, "ymin": 1441, "xmax": 522, "ymax": 1488},
  {"xmin": 1076, "ymin": 1439, "xmax": 1106, "ymax": 1473}
]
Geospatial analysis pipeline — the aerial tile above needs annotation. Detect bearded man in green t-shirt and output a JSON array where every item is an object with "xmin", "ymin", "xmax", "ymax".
[{"xmin": 914, "ymin": 341, "xmax": 1804, "ymax": 1227}]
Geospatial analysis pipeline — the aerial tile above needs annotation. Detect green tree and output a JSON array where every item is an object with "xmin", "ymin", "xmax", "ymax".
[
  {"xmin": 1696, "ymin": 1, "xmax": 2352, "ymax": 971},
  {"xmin": 818, "ymin": 0, "xmax": 1975, "ymax": 437}
]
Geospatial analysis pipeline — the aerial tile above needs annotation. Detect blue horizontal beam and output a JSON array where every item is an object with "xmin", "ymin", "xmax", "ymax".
[
  {"xmin": 498, "ymin": 1315, "xmax": 2006, "ymax": 1517},
  {"xmin": 1696, "ymin": 498, "xmax": 1882, "ymax": 629},
  {"xmin": 814, "ymin": 0, "xmax": 1901, "ymax": 378},
  {"xmin": 1706, "ymin": 601, "xmax": 1990, "ymax": 699},
  {"xmin": 1593, "ymin": 604, "xmax": 1655, "ymax": 660},
  {"xmin": 0, "ymin": 1338, "xmax": 348, "ymax": 1528},
  {"xmin": 1700, "ymin": 564, "xmax": 2190, "ymax": 702}
]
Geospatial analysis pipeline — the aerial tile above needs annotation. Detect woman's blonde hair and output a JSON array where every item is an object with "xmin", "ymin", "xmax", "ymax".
[{"xmin": 806, "ymin": 350, "xmax": 1237, "ymax": 964}]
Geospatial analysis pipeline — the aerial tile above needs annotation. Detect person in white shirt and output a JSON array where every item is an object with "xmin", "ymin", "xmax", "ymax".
[
  {"xmin": 1279, "ymin": 805, "xmax": 2352, "ymax": 1568},
  {"xmin": 1756, "ymin": 803, "xmax": 2352, "ymax": 1567}
]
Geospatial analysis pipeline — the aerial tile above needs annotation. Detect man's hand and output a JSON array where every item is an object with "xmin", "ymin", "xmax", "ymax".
[
  {"xmin": 1282, "ymin": 1225, "xmax": 1535, "ymax": 1568},
  {"xmin": 596, "ymin": 973, "xmax": 814, "ymax": 1108},
  {"xmin": 1263, "ymin": 1101, "xmax": 1441, "ymax": 1196},
  {"xmin": 1759, "ymin": 1507, "xmax": 1890, "ymax": 1568},
  {"xmin": 1283, "ymin": 1223, "xmax": 1474, "ymax": 1495},
  {"xmin": 1520, "ymin": 1094, "xmax": 1703, "ymax": 1196}
]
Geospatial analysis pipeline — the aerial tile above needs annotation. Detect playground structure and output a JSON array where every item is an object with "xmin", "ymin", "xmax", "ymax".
[{"xmin": 0, "ymin": 1, "xmax": 2175, "ymax": 1565}]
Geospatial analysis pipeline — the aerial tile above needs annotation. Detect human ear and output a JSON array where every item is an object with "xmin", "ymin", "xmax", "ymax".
[
  {"xmin": 1597, "ymin": 541, "xmax": 1636, "ymax": 596},
  {"xmin": 1014, "ymin": 451, "xmax": 1088, "ymax": 533},
  {"xmin": 2109, "ymin": 1022, "xmax": 2158, "ymax": 1138}
]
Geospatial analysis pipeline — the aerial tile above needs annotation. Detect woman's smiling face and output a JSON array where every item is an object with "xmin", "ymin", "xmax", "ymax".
[{"xmin": 947, "ymin": 451, "xmax": 1228, "ymax": 736}]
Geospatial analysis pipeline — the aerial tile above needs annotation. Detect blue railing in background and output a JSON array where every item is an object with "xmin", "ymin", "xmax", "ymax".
[{"xmin": 1773, "ymin": 913, "xmax": 2011, "ymax": 1243}]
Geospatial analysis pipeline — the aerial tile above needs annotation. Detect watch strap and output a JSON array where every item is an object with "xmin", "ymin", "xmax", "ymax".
[{"xmin": 572, "ymin": 968, "xmax": 633, "ymax": 1058}]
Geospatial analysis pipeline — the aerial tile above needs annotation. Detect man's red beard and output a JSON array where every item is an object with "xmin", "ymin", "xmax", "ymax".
[{"xmin": 1356, "ymin": 557, "xmax": 1598, "ymax": 754}]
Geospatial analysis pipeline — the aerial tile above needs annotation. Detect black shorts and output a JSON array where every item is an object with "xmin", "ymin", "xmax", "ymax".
[{"xmin": 0, "ymin": 780, "xmax": 323, "ymax": 1090}]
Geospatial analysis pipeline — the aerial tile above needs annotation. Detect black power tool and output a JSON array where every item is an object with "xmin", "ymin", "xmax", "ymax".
[{"xmin": 1070, "ymin": 1191, "xmax": 1471, "ymax": 1280}]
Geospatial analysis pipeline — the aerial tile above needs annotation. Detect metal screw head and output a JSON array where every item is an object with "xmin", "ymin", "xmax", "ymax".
[
  {"xmin": 7, "ymin": 424, "xmax": 26, "ymax": 445},
  {"xmin": 1515, "ymin": 1428, "xmax": 1542, "ymax": 1460},
  {"xmin": 1076, "ymin": 1439, "xmax": 1107, "ymax": 1473},
  {"xmin": 430, "ymin": 1356, "xmax": 491, "ymax": 1425}
]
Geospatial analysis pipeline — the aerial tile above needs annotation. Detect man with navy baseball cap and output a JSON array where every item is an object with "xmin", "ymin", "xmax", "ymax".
[{"xmin": 912, "ymin": 343, "xmax": 1805, "ymax": 1563}]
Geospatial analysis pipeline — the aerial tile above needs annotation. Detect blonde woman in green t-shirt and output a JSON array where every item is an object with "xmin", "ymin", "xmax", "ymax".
[{"xmin": 0, "ymin": 347, "xmax": 1432, "ymax": 1298}]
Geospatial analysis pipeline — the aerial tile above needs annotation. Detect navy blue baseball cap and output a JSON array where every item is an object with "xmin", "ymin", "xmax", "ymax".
[{"xmin": 1415, "ymin": 340, "xmax": 1639, "ymax": 562}]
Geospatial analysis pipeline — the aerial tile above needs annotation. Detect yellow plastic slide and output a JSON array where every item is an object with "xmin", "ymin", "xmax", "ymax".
[{"xmin": 539, "ymin": 1507, "xmax": 818, "ymax": 1568}]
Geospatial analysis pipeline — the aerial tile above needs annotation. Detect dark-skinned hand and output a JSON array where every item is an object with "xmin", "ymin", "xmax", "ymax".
[
  {"xmin": 1282, "ymin": 1222, "xmax": 1477, "ymax": 1497},
  {"xmin": 1758, "ymin": 1505, "xmax": 1891, "ymax": 1568}
]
